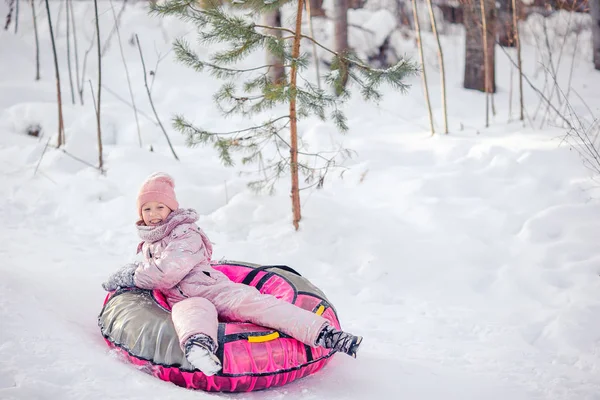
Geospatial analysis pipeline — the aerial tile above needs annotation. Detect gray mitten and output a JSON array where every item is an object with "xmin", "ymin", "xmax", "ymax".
[{"xmin": 102, "ymin": 263, "xmax": 138, "ymax": 292}]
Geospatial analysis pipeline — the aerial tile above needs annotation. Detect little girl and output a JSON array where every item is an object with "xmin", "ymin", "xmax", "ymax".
[{"xmin": 102, "ymin": 172, "xmax": 362, "ymax": 376}]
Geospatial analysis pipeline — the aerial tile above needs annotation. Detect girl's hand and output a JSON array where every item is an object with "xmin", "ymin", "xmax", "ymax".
[{"xmin": 102, "ymin": 263, "xmax": 138, "ymax": 292}]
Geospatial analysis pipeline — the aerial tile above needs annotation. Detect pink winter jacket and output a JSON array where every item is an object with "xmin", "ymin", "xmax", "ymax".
[
  {"xmin": 133, "ymin": 208, "xmax": 229, "ymax": 305},
  {"xmin": 133, "ymin": 208, "xmax": 329, "ymax": 347}
]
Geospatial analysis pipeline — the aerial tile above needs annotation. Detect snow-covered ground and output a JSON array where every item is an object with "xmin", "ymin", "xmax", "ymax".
[{"xmin": 1, "ymin": 1, "xmax": 600, "ymax": 399}]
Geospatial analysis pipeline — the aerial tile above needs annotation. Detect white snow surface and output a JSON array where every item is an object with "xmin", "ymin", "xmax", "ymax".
[{"xmin": 1, "ymin": 2, "xmax": 600, "ymax": 399}]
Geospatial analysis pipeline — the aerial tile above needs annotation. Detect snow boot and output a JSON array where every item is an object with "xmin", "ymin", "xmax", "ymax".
[
  {"xmin": 316, "ymin": 325, "xmax": 363, "ymax": 358},
  {"xmin": 184, "ymin": 334, "xmax": 222, "ymax": 376}
]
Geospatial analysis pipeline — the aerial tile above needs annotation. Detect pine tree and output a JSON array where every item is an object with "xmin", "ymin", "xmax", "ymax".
[{"xmin": 151, "ymin": 0, "xmax": 418, "ymax": 230}]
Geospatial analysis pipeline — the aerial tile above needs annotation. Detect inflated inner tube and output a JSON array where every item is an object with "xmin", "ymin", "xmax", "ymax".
[{"xmin": 98, "ymin": 261, "xmax": 341, "ymax": 392}]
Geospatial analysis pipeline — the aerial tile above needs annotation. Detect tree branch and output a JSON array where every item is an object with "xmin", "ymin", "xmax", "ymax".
[
  {"xmin": 135, "ymin": 34, "xmax": 179, "ymax": 161},
  {"xmin": 181, "ymin": 115, "xmax": 290, "ymax": 137},
  {"xmin": 102, "ymin": 84, "xmax": 159, "ymax": 125},
  {"xmin": 254, "ymin": 23, "xmax": 375, "ymax": 71},
  {"xmin": 110, "ymin": 0, "xmax": 142, "ymax": 147}
]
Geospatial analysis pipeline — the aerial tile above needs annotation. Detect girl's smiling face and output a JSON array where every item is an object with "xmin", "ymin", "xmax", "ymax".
[{"xmin": 141, "ymin": 201, "xmax": 172, "ymax": 226}]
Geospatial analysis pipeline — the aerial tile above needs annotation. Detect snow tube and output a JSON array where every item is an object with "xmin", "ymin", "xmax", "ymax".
[{"xmin": 98, "ymin": 261, "xmax": 341, "ymax": 392}]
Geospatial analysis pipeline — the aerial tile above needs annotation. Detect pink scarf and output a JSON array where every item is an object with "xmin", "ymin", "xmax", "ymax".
[{"xmin": 137, "ymin": 208, "xmax": 199, "ymax": 243}]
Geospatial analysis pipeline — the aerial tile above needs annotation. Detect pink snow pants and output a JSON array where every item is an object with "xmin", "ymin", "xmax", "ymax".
[{"xmin": 170, "ymin": 280, "xmax": 329, "ymax": 351}]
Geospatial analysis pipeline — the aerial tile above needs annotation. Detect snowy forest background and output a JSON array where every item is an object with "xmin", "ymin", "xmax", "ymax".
[{"xmin": 2, "ymin": 0, "xmax": 600, "ymax": 398}]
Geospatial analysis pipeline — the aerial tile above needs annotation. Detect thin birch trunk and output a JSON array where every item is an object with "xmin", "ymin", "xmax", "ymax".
[
  {"xmin": 412, "ymin": 0, "xmax": 435, "ymax": 135},
  {"xmin": 135, "ymin": 34, "xmax": 179, "ymax": 161},
  {"xmin": 508, "ymin": 64, "xmax": 513, "ymax": 121},
  {"xmin": 80, "ymin": 26, "xmax": 96, "ymax": 105},
  {"xmin": 480, "ymin": 0, "xmax": 490, "ymax": 127},
  {"xmin": 562, "ymin": 27, "xmax": 581, "ymax": 112},
  {"xmin": 425, "ymin": 0, "xmax": 447, "ymax": 134},
  {"xmin": 264, "ymin": 8, "xmax": 285, "ymax": 84},
  {"xmin": 93, "ymin": 0, "xmax": 103, "ymax": 170},
  {"xmin": 31, "ymin": 0, "xmax": 40, "ymax": 80},
  {"xmin": 68, "ymin": 0, "xmax": 83, "ymax": 105},
  {"xmin": 56, "ymin": 0, "xmax": 64, "ymax": 37},
  {"xmin": 305, "ymin": 0, "xmax": 321, "ymax": 89},
  {"xmin": 538, "ymin": 17, "xmax": 562, "ymax": 128},
  {"xmin": 110, "ymin": 0, "xmax": 142, "ymax": 147},
  {"xmin": 512, "ymin": 0, "xmax": 523, "ymax": 120},
  {"xmin": 66, "ymin": 0, "xmax": 75, "ymax": 104},
  {"xmin": 491, "ymin": 82, "xmax": 496, "ymax": 116},
  {"xmin": 45, "ymin": 0, "xmax": 65, "ymax": 147},
  {"xmin": 101, "ymin": 0, "xmax": 127, "ymax": 57},
  {"xmin": 290, "ymin": 0, "xmax": 304, "ymax": 230},
  {"xmin": 14, "ymin": 0, "xmax": 19, "ymax": 33}
]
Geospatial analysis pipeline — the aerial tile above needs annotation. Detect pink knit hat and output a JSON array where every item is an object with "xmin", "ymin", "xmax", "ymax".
[{"xmin": 136, "ymin": 172, "xmax": 179, "ymax": 217}]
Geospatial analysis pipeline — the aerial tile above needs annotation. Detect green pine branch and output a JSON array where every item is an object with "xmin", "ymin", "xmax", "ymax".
[{"xmin": 154, "ymin": 0, "xmax": 418, "ymax": 193}]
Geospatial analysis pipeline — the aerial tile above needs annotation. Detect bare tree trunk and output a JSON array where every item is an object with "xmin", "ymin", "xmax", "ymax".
[
  {"xmin": 56, "ymin": 0, "xmax": 64, "ymax": 37},
  {"xmin": 68, "ymin": 0, "xmax": 82, "ymax": 104},
  {"xmin": 135, "ymin": 34, "xmax": 179, "ymax": 161},
  {"xmin": 80, "ymin": 26, "xmax": 96, "ymax": 105},
  {"xmin": 14, "ymin": 0, "xmax": 19, "ymax": 33},
  {"xmin": 498, "ymin": 0, "xmax": 515, "ymax": 47},
  {"xmin": 395, "ymin": 0, "xmax": 412, "ymax": 28},
  {"xmin": 31, "ymin": 0, "xmax": 40, "ymax": 80},
  {"xmin": 562, "ymin": 26, "xmax": 581, "ymax": 110},
  {"xmin": 591, "ymin": 0, "xmax": 600, "ymax": 70},
  {"xmin": 462, "ymin": 0, "xmax": 496, "ymax": 93},
  {"xmin": 426, "ymin": 0, "xmax": 448, "ymax": 134},
  {"xmin": 480, "ymin": 0, "xmax": 490, "ymax": 126},
  {"xmin": 508, "ymin": 63, "xmax": 513, "ymax": 120},
  {"xmin": 484, "ymin": 0, "xmax": 496, "ymax": 94},
  {"xmin": 264, "ymin": 8, "xmax": 285, "ymax": 84},
  {"xmin": 463, "ymin": 0, "xmax": 484, "ymax": 91},
  {"xmin": 308, "ymin": 0, "xmax": 325, "ymax": 16},
  {"xmin": 333, "ymin": 0, "xmax": 349, "ymax": 89},
  {"xmin": 45, "ymin": 0, "xmax": 65, "ymax": 147},
  {"xmin": 348, "ymin": 0, "xmax": 365, "ymax": 8},
  {"xmin": 66, "ymin": 0, "xmax": 75, "ymax": 104},
  {"xmin": 412, "ymin": 0, "xmax": 435, "ymax": 135},
  {"xmin": 101, "ymin": 0, "xmax": 127, "ymax": 57},
  {"xmin": 512, "ymin": 0, "xmax": 524, "ymax": 120},
  {"xmin": 93, "ymin": 0, "xmax": 103, "ymax": 170},
  {"xmin": 110, "ymin": 0, "xmax": 142, "ymax": 147},
  {"xmin": 290, "ymin": 0, "xmax": 304, "ymax": 230},
  {"xmin": 538, "ymin": 16, "xmax": 567, "ymax": 127},
  {"xmin": 305, "ymin": 0, "xmax": 321, "ymax": 89},
  {"xmin": 5, "ymin": 0, "xmax": 14, "ymax": 30},
  {"xmin": 461, "ymin": 0, "xmax": 496, "ymax": 99}
]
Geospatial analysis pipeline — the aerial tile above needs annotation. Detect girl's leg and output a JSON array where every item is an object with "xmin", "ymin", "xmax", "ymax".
[
  {"xmin": 171, "ymin": 297, "xmax": 218, "ymax": 349},
  {"xmin": 196, "ymin": 281, "xmax": 329, "ymax": 346},
  {"xmin": 187, "ymin": 282, "xmax": 363, "ymax": 358},
  {"xmin": 171, "ymin": 297, "xmax": 219, "ymax": 349},
  {"xmin": 171, "ymin": 297, "xmax": 222, "ymax": 375}
]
